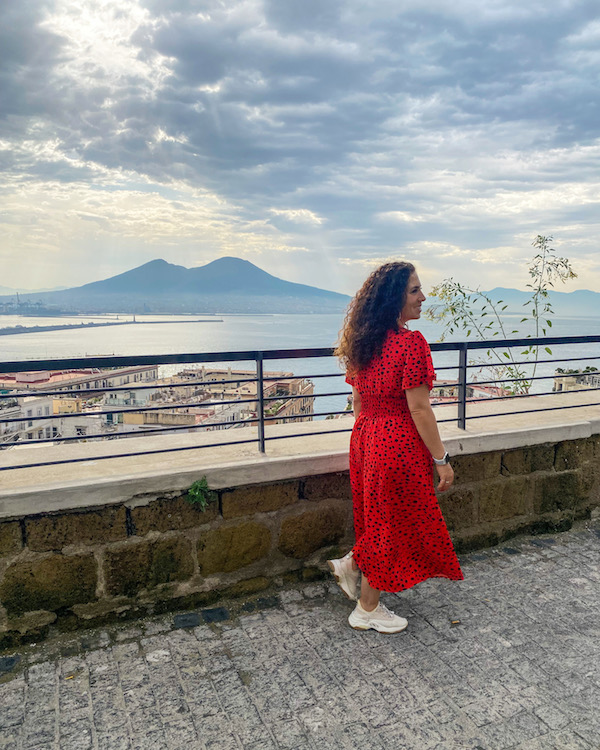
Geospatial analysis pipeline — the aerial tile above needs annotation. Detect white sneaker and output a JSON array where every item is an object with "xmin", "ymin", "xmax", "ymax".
[
  {"xmin": 348, "ymin": 600, "xmax": 408, "ymax": 634},
  {"xmin": 327, "ymin": 551, "xmax": 360, "ymax": 601}
]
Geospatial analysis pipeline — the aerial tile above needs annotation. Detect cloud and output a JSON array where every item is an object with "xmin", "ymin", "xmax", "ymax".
[
  {"xmin": 1, "ymin": 0, "xmax": 599, "ymax": 296},
  {"xmin": 268, "ymin": 208, "xmax": 325, "ymax": 225}
]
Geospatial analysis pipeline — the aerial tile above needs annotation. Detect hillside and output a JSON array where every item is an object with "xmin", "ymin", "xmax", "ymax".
[
  {"xmin": 0, "ymin": 257, "xmax": 351, "ymax": 314},
  {"xmin": 483, "ymin": 287, "xmax": 600, "ymax": 317}
]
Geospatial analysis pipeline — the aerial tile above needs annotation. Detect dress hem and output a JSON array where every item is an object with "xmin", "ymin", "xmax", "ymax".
[{"xmin": 353, "ymin": 548, "xmax": 464, "ymax": 593}]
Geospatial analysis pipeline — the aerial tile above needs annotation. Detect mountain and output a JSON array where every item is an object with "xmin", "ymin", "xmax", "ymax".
[
  {"xmin": 0, "ymin": 257, "xmax": 351, "ymax": 314},
  {"xmin": 482, "ymin": 287, "xmax": 600, "ymax": 317}
]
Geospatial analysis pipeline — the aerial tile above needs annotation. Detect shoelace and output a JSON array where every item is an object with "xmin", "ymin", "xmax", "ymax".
[{"xmin": 377, "ymin": 604, "xmax": 396, "ymax": 620}]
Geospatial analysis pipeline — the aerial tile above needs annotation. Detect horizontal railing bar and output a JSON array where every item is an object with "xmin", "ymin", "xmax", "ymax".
[
  {"xmin": 264, "ymin": 427, "xmax": 352, "ymax": 442},
  {"xmin": 465, "ymin": 387, "xmax": 600, "ymax": 404},
  {"xmin": 465, "ymin": 356, "xmax": 600, "ymax": 369},
  {"xmin": 0, "ymin": 374, "xmax": 336, "ymax": 401},
  {"xmin": 464, "ymin": 354, "xmax": 600, "ymax": 368},
  {"xmin": 448, "ymin": 334, "xmax": 600, "ymax": 350},
  {"xmin": 0, "ymin": 348, "xmax": 337, "ymax": 374},
  {"xmin": 0, "ymin": 436, "xmax": 262, "ymax": 472},
  {"xmin": 466, "ymin": 401, "xmax": 600, "ymax": 421},
  {"xmin": 0, "ymin": 399, "xmax": 260, "ymax": 424},
  {"xmin": 5, "ymin": 419, "xmax": 259, "ymax": 444},
  {"xmin": 1, "ymin": 409, "xmax": 351, "ymax": 445},
  {"xmin": 415, "ymin": 354, "xmax": 600, "ymax": 375},
  {"xmin": 0, "ymin": 391, "xmax": 343, "ymax": 424}
]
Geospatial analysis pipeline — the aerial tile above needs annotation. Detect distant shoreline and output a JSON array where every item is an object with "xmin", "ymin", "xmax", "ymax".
[{"xmin": 0, "ymin": 319, "xmax": 223, "ymax": 336}]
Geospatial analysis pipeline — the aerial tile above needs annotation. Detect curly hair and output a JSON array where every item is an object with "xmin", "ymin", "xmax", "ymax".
[{"xmin": 335, "ymin": 261, "xmax": 415, "ymax": 375}]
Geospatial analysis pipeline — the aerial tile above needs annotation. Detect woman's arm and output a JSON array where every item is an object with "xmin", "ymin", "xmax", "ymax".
[
  {"xmin": 352, "ymin": 386, "xmax": 362, "ymax": 418},
  {"xmin": 405, "ymin": 384, "xmax": 454, "ymax": 491}
]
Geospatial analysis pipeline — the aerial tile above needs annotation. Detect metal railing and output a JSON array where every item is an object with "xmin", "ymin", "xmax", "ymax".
[{"xmin": 1, "ymin": 335, "xmax": 600, "ymax": 471}]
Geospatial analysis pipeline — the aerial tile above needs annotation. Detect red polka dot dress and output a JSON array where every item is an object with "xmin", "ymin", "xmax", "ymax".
[{"xmin": 346, "ymin": 328, "xmax": 463, "ymax": 593}]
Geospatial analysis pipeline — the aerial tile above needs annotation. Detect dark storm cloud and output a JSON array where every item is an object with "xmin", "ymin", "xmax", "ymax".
[{"xmin": 0, "ymin": 2, "xmax": 65, "ymax": 124}]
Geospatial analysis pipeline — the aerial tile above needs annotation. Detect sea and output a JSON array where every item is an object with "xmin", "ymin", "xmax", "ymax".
[{"xmin": 2, "ymin": 312, "xmax": 600, "ymax": 417}]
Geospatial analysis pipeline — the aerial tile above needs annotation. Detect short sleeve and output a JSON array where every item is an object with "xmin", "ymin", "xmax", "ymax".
[
  {"xmin": 401, "ymin": 331, "xmax": 436, "ymax": 391},
  {"xmin": 345, "ymin": 372, "xmax": 356, "ymax": 386}
]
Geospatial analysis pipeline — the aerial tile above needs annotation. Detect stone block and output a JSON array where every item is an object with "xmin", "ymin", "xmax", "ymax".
[
  {"xmin": 278, "ymin": 502, "xmax": 347, "ymax": 559},
  {"xmin": 131, "ymin": 495, "xmax": 217, "ymax": 535},
  {"xmin": 534, "ymin": 470, "xmax": 587, "ymax": 514},
  {"xmin": 0, "ymin": 522, "xmax": 22, "ymax": 557},
  {"xmin": 438, "ymin": 487, "xmax": 477, "ymax": 531},
  {"xmin": 554, "ymin": 438, "xmax": 594, "ymax": 472},
  {"xmin": 221, "ymin": 482, "xmax": 299, "ymax": 519},
  {"xmin": 197, "ymin": 522, "xmax": 271, "ymax": 575},
  {"xmin": 452, "ymin": 452, "xmax": 502, "ymax": 485},
  {"xmin": 589, "ymin": 434, "xmax": 600, "ymax": 461},
  {"xmin": 0, "ymin": 554, "xmax": 97, "ymax": 615},
  {"xmin": 303, "ymin": 473, "xmax": 352, "ymax": 502},
  {"xmin": 501, "ymin": 445, "xmax": 554, "ymax": 475},
  {"xmin": 25, "ymin": 506, "xmax": 127, "ymax": 552},
  {"xmin": 224, "ymin": 577, "xmax": 271, "ymax": 598},
  {"xmin": 6, "ymin": 610, "xmax": 57, "ymax": 635},
  {"xmin": 104, "ymin": 536, "xmax": 194, "ymax": 597},
  {"xmin": 478, "ymin": 476, "xmax": 534, "ymax": 523}
]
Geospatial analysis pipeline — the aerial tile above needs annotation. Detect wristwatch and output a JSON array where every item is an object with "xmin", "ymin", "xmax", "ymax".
[{"xmin": 433, "ymin": 451, "xmax": 450, "ymax": 465}]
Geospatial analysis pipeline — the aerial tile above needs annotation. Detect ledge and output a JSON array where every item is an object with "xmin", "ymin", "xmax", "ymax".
[{"xmin": 1, "ymin": 390, "xmax": 600, "ymax": 520}]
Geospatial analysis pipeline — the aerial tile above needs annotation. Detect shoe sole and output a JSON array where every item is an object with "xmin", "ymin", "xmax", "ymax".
[
  {"xmin": 327, "ymin": 560, "xmax": 357, "ymax": 601},
  {"xmin": 349, "ymin": 622, "xmax": 408, "ymax": 634},
  {"xmin": 348, "ymin": 614, "xmax": 408, "ymax": 634}
]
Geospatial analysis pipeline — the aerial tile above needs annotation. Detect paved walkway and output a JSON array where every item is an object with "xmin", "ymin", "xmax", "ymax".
[{"xmin": 1, "ymin": 521, "xmax": 600, "ymax": 750}]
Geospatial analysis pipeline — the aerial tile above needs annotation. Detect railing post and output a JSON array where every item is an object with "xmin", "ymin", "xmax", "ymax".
[
  {"xmin": 256, "ymin": 354, "xmax": 266, "ymax": 452},
  {"xmin": 458, "ymin": 343, "xmax": 467, "ymax": 430}
]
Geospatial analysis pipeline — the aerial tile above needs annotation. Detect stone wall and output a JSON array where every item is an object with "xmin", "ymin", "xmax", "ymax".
[
  {"xmin": 1, "ymin": 435, "xmax": 599, "ymax": 649},
  {"xmin": 0, "ymin": 474, "xmax": 354, "ymax": 650}
]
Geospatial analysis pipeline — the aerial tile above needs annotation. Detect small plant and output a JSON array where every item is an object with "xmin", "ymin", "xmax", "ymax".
[
  {"xmin": 425, "ymin": 235, "xmax": 577, "ymax": 394},
  {"xmin": 186, "ymin": 476, "xmax": 217, "ymax": 511}
]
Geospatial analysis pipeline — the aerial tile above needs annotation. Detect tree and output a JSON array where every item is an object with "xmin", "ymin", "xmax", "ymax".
[{"xmin": 425, "ymin": 236, "xmax": 577, "ymax": 394}]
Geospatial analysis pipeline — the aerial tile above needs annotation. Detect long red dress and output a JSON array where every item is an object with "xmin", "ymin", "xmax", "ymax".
[{"xmin": 346, "ymin": 327, "xmax": 463, "ymax": 592}]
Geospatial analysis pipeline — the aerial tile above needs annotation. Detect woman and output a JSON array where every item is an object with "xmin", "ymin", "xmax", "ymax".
[{"xmin": 329, "ymin": 262, "xmax": 463, "ymax": 633}]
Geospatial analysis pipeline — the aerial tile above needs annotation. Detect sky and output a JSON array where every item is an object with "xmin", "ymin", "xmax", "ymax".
[{"xmin": 1, "ymin": 0, "xmax": 599, "ymax": 296}]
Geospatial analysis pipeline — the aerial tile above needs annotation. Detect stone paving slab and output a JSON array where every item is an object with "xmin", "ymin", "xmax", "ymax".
[{"xmin": 1, "ymin": 522, "xmax": 600, "ymax": 749}]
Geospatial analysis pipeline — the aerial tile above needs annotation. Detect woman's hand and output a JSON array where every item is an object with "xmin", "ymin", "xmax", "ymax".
[{"xmin": 436, "ymin": 463, "xmax": 454, "ymax": 492}]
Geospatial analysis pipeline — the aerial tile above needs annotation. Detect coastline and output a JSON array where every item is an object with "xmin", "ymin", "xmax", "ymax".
[{"xmin": 0, "ymin": 319, "xmax": 223, "ymax": 336}]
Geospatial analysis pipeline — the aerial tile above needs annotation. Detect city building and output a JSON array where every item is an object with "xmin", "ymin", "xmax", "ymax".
[
  {"xmin": 553, "ymin": 368, "xmax": 600, "ymax": 392},
  {"xmin": 430, "ymin": 379, "xmax": 511, "ymax": 403}
]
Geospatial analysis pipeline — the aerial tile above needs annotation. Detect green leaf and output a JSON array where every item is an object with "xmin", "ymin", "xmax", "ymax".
[
  {"xmin": 545, "ymin": 347, "xmax": 552, "ymax": 355},
  {"xmin": 504, "ymin": 352, "xmax": 510, "ymax": 359},
  {"xmin": 187, "ymin": 477, "xmax": 218, "ymax": 511},
  {"xmin": 546, "ymin": 319, "xmax": 552, "ymax": 327}
]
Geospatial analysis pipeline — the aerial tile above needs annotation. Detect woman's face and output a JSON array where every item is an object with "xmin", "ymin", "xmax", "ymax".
[{"xmin": 399, "ymin": 272, "xmax": 426, "ymax": 324}]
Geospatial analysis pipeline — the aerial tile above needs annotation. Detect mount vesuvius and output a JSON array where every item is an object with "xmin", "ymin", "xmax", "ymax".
[{"xmin": 0, "ymin": 257, "xmax": 351, "ymax": 314}]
